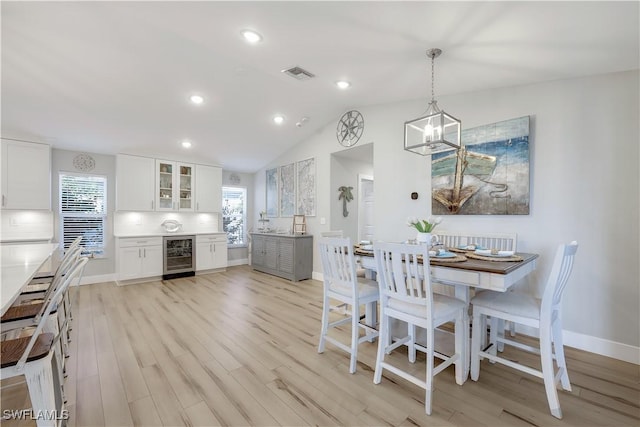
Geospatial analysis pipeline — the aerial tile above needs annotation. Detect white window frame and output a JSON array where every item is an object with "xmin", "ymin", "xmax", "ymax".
[
  {"xmin": 59, "ymin": 172, "xmax": 107, "ymax": 257},
  {"xmin": 222, "ymin": 186, "xmax": 247, "ymax": 248}
]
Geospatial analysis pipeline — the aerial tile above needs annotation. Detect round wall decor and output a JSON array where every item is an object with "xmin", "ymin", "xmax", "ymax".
[
  {"xmin": 336, "ymin": 110, "xmax": 364, "ymax": 147},
  {"xmin": 73, "ymin": 153, "xmax": 96, "ymax": 171}
]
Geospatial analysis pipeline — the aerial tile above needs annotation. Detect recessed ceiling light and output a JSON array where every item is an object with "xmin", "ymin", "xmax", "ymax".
[
  {"xmin": 336, "ymin": 80, "xmax": 351, "ymax": 90},
  {"xmin": 190, "ymin": 95, "xmax": 204, "ymax": 105},
  {"xmin": 181, "ymin": 140, "xmax": 192, "ymax": 148},
  {"xmin": 241, "ymin": 29, "xmax": 262, "ymax": 44},
  {"xmin": 273, "ymin": 115, "xmax": 285, "ymax": 125}
]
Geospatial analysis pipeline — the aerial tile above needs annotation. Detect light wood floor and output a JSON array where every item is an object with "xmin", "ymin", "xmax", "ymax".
[{"xmin": 2, "ymin": 265, "xmax": 639, "ymax": 426}]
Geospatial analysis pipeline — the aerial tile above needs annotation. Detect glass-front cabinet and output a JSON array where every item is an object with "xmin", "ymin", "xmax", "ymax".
[{"xmin": 156, "ymin": 160, "xmax": 194, "ymax": 211}]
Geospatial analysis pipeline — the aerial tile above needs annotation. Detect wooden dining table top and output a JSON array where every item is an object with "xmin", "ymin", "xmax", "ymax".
[{"xmin": 354, "ymin": 247, "xmax": 539, "ymax": 275}]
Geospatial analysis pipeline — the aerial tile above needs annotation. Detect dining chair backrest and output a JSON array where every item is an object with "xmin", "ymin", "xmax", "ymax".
[
  {"xmin": 34, "ymin": 245, "xmax": 83, "ymax": 322},
  {"xmin": 541, "ymin": 241, "xmax": 578, "ymax": 317},
  {"xmin": 16, "ymin": 256, "xmax": 88, "ymax": 370},
  {"xmin": 374, "ymin": 242, "xmax": 433, "ymax": 325},
  {"xmin": 436, "ymin": 231, "xmax": 517, "ymax": 251},
  {"xmin": 318, "ymin": 237, "xmax": 359, "ymax": 297}
]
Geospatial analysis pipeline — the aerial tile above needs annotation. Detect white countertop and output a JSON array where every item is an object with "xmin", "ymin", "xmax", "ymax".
[
  {"xmin": 115, "ymin": 232, "xmax": 226, "ymax": 238},
  {"xmin": 1, "ymin": 243, "xmax": 59, "ymax": 316}
]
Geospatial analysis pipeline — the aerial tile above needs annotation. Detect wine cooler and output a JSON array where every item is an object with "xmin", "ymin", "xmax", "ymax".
[{"xmin": 163, "ymin": 235, "xmax": 195, "ymax": 279}]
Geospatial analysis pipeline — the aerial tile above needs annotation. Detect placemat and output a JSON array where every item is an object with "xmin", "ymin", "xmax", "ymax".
[
  {"xmin": 465, "ymin": 252, "xmax": 523, "ymax": 262},
  {"xmin": 429, "ymin": 254, "xmax": 467, "ymax": 263}
]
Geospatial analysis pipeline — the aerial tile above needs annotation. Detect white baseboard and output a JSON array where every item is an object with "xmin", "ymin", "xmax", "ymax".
[
  {"xmin": 509, "ymin": 325, "xmax": 639, "ymax": 365},
  {"xmin": 227, "ymin": 258, "xmax": 249, "ymax": 267},
  {"xmin": 76, "ymin": 273, "xmax": 117, "ymax": 286},
  {"xmin": 312, "ymin": 271, "xmax": 323, "ymax": 281}
]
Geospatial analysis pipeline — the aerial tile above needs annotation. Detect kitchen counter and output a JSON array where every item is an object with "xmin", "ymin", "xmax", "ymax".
[
  {"xmin": 115, "ymin": 231, "xmax": 225, "ymax": 238},
  {"xmin": 250, "ymin": 232, "xmax": 311, "ymax": 238}
]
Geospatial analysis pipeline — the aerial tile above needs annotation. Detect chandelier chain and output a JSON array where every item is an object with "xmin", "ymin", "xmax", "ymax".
[{"xmin": 430, "ymin": 52, "xmax": 435, "ymax": 102}]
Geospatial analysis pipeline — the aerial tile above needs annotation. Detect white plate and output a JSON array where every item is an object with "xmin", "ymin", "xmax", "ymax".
[
  {"xmin": 458, "ymin": 245, "xmax": 486, "ymax": 250},
  {"xmin": 434, "ymin": 252, "xmax": 456, "ymax": 259},
  {"xmin": 360, "ymin": 244, "xmax": 373, "ymax": 251},
  {"xmin": 475, "ymin": 250, "xmax": 514, "ymax": 257}
]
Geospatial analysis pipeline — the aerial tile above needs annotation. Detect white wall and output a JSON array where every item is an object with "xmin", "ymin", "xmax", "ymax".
[{"xmin": 254, "ymin": 70, "xmax": 640, "ymax": 361}]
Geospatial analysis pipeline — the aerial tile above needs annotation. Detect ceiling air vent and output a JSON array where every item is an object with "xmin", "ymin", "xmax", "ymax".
[{"xmin": 281, "ymin": 66, "xmax": 315, "ymax": 81}]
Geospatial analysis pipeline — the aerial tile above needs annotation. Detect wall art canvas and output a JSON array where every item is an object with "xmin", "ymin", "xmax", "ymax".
[
  {"xmin": 265, "ymin": 167, "xmax": 278, "ymax": 217},
  {"xmin": 296, "ymin": 157, "xmax": 316, "ymax": 216},
  {"xmin": 279, "ymin": 163, "xmax": 296, "ymax": 217},
  {"xmin": 431, "ymin": 116, "xmax": 530, "ymax": 215}
]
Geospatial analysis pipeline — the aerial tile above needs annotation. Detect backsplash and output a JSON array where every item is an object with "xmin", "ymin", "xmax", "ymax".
[
  {"xmin": 0, "ymin": 211, "xmax": 54, "ymax": 242},
  {"xmin": 114, "ymin": 211, "xmax": 220, "ymax": 236}
]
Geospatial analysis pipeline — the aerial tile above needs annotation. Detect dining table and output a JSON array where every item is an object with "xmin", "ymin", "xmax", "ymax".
[
  {"xmin": 354, "ymin": 244, "xmax": 539, "ymax": 382},
  {"xmin": 1, "ymin": 243, "xmax": 59, "ymax": 316}
]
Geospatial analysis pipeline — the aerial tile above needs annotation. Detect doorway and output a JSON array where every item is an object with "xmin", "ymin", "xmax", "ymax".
[{"xmin": 358, "ymin": 175, "xmax": 374, "ymax": 242}]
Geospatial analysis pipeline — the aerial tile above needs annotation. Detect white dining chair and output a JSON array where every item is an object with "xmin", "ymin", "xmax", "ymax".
[
  {"xmin": 317, "ymin": 237, "xmax": 379, "ymax": 374},
  {"xmin": 435, "ymin": 230, "xmax": 518, "ymax": 345},
  {"xmin": 1, "ymin": 256, "xmax": 87, "ymax": 427},
  {"xmin": 372, "ymin": 242, "xmax": 468, "ymax": 415},
  {"xmin": 470, "ymin": 241, "xmax": 578, "ymax": 419}
]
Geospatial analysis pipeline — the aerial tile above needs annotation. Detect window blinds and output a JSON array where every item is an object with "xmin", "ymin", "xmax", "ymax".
[{"xmin": 60, "ymin": 173, "xmax": 106, "ymax": 256}]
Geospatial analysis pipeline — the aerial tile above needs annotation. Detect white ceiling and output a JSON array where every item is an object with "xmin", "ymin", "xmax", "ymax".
[{"xmin": 2, "ymin": 1, "xmax": 638, "ymax": 173}]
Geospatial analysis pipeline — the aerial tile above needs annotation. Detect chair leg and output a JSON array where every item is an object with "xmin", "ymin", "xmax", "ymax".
[
  {"xmin": 424, "ymin": 326, "xmax": 435, "ymax": 415},
  {"xmin": 552, "ymin": 318, "xmax": 572, "ymax": 391},
  {"xmin": 470, "ymin": 311, "xmax": 482, "ymax": 381},
  {"xmin": 349, "ymin": 303, "xmax": 359, "ymax": 374},
  {"xmin": 496, "ymin": 319, "xmax": 505, "ymax": 352},
  {"xmin": 23, "ymin": 355, "xmax": 59, "ymax": 427},
  {"xmin": 540, "ymin": 326, "xmax": 563, "ymax": 419},
  {"xmin": 373, "ymin": 313, "xmax": 387, "ymax": 384},
  {"xmin": 318, "ymin": 295, "xmax": 329, "ymax": 353},
  {"xmin": 488, "ymin": 317, "xmax": 499, "ymax": 362},
  {"xmin": 408, "ymin": 323, "xmax": 416, "ymax": 363}
]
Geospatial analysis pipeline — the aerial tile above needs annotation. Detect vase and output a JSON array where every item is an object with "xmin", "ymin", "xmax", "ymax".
[{"xmin": 416, "ymin": 232, "xmax": 431, "ymax": 244}]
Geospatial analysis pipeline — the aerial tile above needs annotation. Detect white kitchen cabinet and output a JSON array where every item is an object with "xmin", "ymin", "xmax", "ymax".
[
  {"xmin": 196, "ymin": 234, "xmax": 227, "ymax": 271},
  {"xmin": 1, "ymin": 139, "xmax": 51, "ymax": 210},
  {"xmin": 117, "ymin": 237, "xmax": 163, "ymax": 281},
  {"xmin": 156, "ymin": 160, "xmax": 194, "ymax": 212},
  {"xmin": 116, "ymin": 154, "xmax": 155, "ymax": 211},
  {"xmin": 195, "ymin": 164, "xmax": 222, "ymax": 212}
]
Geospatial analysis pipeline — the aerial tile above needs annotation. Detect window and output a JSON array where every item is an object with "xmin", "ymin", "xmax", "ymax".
[
  {"xmin": 222, "ymin": 187, "xmax": 246, "ymax": 247},
  {"xmin": 60, "ymin": 173, "xmax": 107, "ymax": 257}
]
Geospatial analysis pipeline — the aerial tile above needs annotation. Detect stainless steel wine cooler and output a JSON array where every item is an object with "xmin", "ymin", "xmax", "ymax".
[{"xmin": 163, "ymin": 235, "xmax": 195, "ymax": 280}]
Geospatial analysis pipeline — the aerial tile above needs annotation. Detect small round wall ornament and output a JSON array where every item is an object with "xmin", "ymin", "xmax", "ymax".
[
  {"xmin": 336, "ymin": 110, "xmax": 364, "ymax": 147},
  {"xmin": 73, "ymin": 153, "xmax": 96, "ymax": 172}
]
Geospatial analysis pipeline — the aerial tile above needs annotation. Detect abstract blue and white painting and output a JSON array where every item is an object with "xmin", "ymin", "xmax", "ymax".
[{"xmin": 431, "ymin": 116, "xmax": 530, "ymax": 215}]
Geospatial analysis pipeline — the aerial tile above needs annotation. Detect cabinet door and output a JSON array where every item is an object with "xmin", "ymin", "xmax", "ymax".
[
  {"xmin": 195, "ymin": 164, "xmax": 222, "ymax": 212},
  {"xmin": 277, "ymin": 239, "xmax": 295, "ymax": 274},
  {"xmin": 116, "ymin": 154, "xmax": 155, "ymax": 211},
  {"xmin": 119, "ymin": 246, "xmax": 142, "ymax": 280},
  {"xmin": 1, "ymin": 139, "xmax": 51, "ymax": 210},
  {"xmin": 156, "ymin": 160, "xmax": 176, "ymax": 211},
  {"xmin": 252, "ymin": 235, "xmax": 264, "ymax": 267},
  {"xmin": 177, "ymin": 163, "xmax": 194, "ymax": 211},
  {"xmin": 140, "ymin": 245, "xmax": 163, "ymax": 277},
  {"xmin": 196, "ymin": 241, "xmax": 213, "ymax": 271},
  {"xmin": 212, "ymin": 242, "xmax": 227, "ymax": 268},
  {"xmin": 264, "ymin": 238, "xmax": 278, "ymax": 270}
]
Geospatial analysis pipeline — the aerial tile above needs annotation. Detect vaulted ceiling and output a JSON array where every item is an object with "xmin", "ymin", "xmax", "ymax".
[{"xmin": 2, "ymin": 1, "xmax": 638, "ymax": 172}]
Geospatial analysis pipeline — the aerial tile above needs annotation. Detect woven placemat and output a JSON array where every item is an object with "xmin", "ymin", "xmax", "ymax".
[
  {"xmin": 465, "ymin": 253, "xmax": 523, "ymax": 262},
  {"xmin": 448, "ymin": 247, "xmax": 470, "ymax": 254},
  {"xmin": 424, "ymin": 254, "xmax": 468, "ymax": 263}
]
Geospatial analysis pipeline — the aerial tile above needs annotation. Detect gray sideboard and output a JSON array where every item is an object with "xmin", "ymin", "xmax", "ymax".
[{"xmin": 250, "ymin": 233, "xmax": 313, "ymax": 281}]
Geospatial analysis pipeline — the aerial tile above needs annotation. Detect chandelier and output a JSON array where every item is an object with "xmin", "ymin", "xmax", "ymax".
[{"xmin": 404, "ymin": 48, "xmax": 461, "ymax": 156}]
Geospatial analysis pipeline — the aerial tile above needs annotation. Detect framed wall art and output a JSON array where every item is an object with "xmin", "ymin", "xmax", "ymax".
[
  {"xmin": 431, "ymin": 115, "xmax": 530, "ymax": 215},
  {"xmin": 265, "ymin": 167, "xmax": 279, "ymax": 217},
  {"xmin": 296, "ymin": 157, "xmax": 316, "ymax": 216},
  {"xmin": 279, "ymin": 162, "xmax": 296, "ymax": 217}
]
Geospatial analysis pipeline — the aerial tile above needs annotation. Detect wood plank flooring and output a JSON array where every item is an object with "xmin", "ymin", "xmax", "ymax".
[{"xmin": 2, "ymin": 265, "xmax": 639, "ymax": 426}]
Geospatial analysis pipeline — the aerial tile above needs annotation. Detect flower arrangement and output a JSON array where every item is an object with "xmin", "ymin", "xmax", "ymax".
[{"xmin": 407, "ymin": 216, "xmax": 442, "ymax": 233}]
